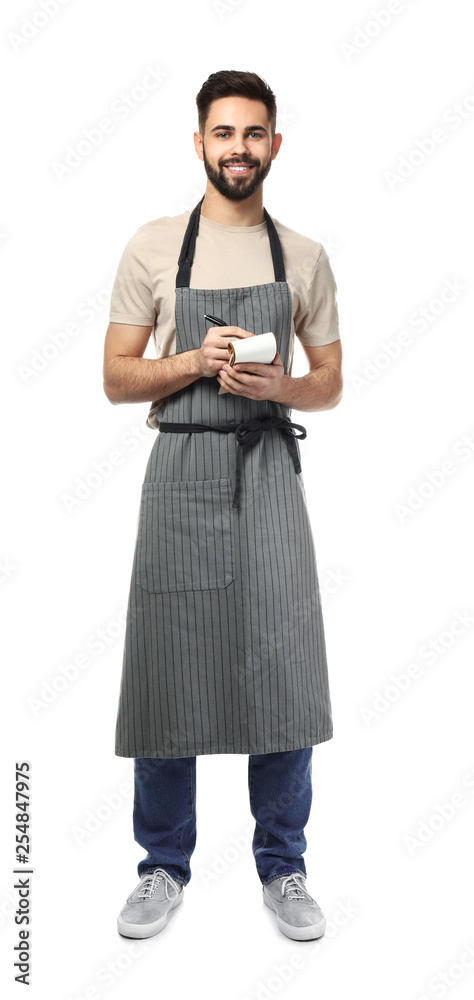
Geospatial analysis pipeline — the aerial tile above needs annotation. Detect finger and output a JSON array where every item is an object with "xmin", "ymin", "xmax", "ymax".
[
  {"xmin": 219, "ymin": 327, "xmax": 254, "ymax": 339},
  {"xmin": 217, "ymin": 369, "xmax": 236, "ymax": 388},
  {"xmin": 220, "ymin": 365, "xmax": 244, "ymax": 384},
  {"xmin": 233, "ymin": 362, "xmax": 266, "ymax": 373}
]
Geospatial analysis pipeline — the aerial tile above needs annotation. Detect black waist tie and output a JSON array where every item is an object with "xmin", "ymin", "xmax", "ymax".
[{"xmin": 157, "ymin": 416, "xmax": 307, "ymax": 509}]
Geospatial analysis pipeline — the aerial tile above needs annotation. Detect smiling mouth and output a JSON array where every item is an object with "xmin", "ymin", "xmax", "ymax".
[{"xmin": 223, "ymin": 164, "xmax": 255, "ymax": 174}]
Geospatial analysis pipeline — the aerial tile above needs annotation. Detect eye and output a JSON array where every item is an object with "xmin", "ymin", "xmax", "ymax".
[
  {"xmin": 248, "ymin": 132, "xmax": 262, "ymax": 138},
  {"xmin": 216, "ymin": 132, "xmax": 230, "ymax": 138}
]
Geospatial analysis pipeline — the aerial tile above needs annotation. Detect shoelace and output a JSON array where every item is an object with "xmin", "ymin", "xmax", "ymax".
[
  {"xmin": 279, "ymin": 873, "xmax": 311, "ymax": 901},
  {"xmin": 136, "ymin": 868, "xmax": 179, "ymax": 901}
]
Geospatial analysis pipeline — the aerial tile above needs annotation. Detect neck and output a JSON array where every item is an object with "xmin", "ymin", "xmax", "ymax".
[{"xmin": 200, "ymin": 183, "xmax": 265, "ymax": 226}]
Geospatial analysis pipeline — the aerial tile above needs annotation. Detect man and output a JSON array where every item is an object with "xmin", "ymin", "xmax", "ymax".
[{"xmin": 103, "ymin": 70, "xmax": 342, "ymax": 942}]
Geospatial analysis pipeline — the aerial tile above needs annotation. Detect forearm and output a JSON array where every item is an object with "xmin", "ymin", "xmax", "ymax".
[
  {"xmin": 104, "ymin": 349, "xmax": 202, "ymax": 404},
  {"xmin": 273, "ymin": 365, "xmax": 343, "ymax": 412}
]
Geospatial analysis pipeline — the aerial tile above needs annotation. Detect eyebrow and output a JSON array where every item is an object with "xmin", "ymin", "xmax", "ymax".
[{"xmin": 209, "ymin": 124, "xmax": 268, "ymax": 134}]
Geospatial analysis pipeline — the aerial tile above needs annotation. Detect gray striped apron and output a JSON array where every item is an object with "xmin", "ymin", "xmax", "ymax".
[{"xmin": 115, "ymin": 197, "xmax": 333, "ymax": 758}]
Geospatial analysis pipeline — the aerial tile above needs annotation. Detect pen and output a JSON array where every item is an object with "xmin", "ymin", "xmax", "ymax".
[{"xmin": 204, "ymin": 313, "xmax": 228, "ymax": 326}]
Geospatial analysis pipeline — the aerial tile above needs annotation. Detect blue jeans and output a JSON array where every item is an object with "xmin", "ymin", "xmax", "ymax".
[{"xmin": 133, "ymin": 747, "xmax": 313, "ymax": 887}]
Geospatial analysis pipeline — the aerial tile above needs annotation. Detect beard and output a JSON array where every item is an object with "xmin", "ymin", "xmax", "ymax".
[{"xmin": 202, "ymin": 143, "xmax": 273, "ymax": 201}]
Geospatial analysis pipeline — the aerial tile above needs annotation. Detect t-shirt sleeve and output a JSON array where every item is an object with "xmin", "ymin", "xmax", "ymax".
[
  {"xmin": 108, "ymin": 228, "xmax": 157, "ymax": 326},
  {"xmin": 294, "ymin": 245, "xmax": 340, "ymax": 347}
]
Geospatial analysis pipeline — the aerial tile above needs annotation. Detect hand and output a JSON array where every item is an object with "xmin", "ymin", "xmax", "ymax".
[
  {"xmin": 217, "ymin": 352, "xmax": 285, "ymax": 402},
  {"xmin": 195, "ymin": 325, "xmax": 255, "ymax": 379}
]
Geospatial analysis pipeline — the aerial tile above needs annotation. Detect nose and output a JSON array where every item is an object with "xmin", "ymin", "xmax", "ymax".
[{"xmin": 227, "ymin": 133, "xmax": 252, "ymax": 158}]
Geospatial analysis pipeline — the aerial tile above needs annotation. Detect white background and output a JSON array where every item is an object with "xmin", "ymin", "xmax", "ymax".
[{"xmin": 2, "ymin": 0, "xmax": 474, "ymax": 997}]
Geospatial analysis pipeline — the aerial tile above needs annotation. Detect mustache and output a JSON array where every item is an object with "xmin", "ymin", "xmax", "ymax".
[{"xmin": 220, "ymin": 158, "xmax": 259, "ymax": 167}]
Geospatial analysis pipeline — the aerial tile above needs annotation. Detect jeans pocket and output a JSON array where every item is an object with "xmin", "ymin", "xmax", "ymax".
[{"xmin": 136, "ymin": 478, "xmax": 235, "ymax": 594}]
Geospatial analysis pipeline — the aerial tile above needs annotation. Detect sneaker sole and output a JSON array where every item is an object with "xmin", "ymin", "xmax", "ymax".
[
  {"xmin": 117, "ymin": 889, "xmax": 183, "ymax": 939},
  {"xmin": 263, "ymin": 891, "xmax": 326, "ymax": 941}
]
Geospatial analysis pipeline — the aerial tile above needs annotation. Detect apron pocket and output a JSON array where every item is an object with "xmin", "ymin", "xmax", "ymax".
[{"xmin": 136, "ymin": 478, "xmax": 235, "ymax": 594}]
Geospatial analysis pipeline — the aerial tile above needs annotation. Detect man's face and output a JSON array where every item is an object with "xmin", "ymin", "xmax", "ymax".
[{"xmin": 195, "ymin": 96, "xmax": 281, "ymax": 202}]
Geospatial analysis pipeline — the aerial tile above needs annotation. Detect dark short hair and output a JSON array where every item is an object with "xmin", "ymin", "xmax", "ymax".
[{"xmin": 196, "ymin": 70, "xmax": 277, "ymax": 138}]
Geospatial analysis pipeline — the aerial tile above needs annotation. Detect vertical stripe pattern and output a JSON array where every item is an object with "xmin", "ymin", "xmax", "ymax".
[{"xmin": 115, "ymin": 278, "xmax": 333, "ymax": 757}]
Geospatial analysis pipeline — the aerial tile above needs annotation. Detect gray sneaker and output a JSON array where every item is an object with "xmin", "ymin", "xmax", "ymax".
[
  {"xmin": 117, "ymin": 868, "xmax": 184, "ymax": 938},
  {"xmin": 262, "ymin": 872, "xmax": 326, "ymax": 941}
]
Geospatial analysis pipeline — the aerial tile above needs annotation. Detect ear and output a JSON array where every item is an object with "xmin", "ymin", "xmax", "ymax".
[
  {"xmin": 271, "ymin": 133, "xmax": 283, "ymax": 160},
  {"xmin": 194, "ymin": 131, "xmax": 204, "ymax": 162}
]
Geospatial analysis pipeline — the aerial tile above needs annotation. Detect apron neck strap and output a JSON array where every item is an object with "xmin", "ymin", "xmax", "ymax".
[{"xmin": 175, "ymin": 195, "xmax": 286, "ymax": 288}]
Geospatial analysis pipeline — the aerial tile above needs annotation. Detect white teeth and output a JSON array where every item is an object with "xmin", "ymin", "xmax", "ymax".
[{"xmin": 227, "ymin": 165, "xmax": 251, "ymax": 171}]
